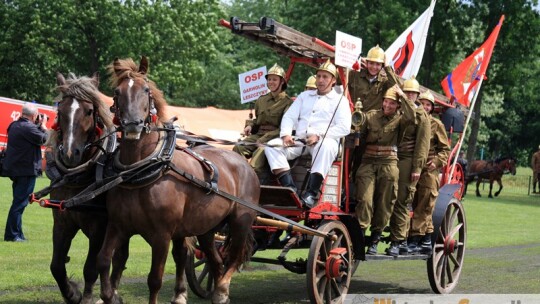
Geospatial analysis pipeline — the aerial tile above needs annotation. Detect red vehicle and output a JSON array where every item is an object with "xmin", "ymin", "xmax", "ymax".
[
  {"xmin": 184, "ymin": 17, "xmax": 467, "ymax": 303},
  {"xmin": 0, "ymin": 96, "xmax": 57, "ymax": 170}
]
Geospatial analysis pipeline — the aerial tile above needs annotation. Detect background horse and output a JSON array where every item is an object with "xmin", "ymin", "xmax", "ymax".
[
  {"xmin": 465, "ymin": 156, "xmax": 517, "ymax": 198},
  {"xmin": 97, "ymin": 56, "xmax": 260, "ymax": 304},
  {"xmin": 48, "ymin": 73, "xmax": 128, "ymax": 304}
]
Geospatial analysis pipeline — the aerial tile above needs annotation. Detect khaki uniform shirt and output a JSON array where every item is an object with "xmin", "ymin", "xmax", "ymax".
[
  {"xmin": 248, "ymin": 91, "xmax": 293, "ymax": 143},
  {"xmin": 359, "ymin": 96, "xmax": 416, "ymax": 164},
  {"xmin": 347, "ymin": 66, "xmax": 397, "ymax": 113},
  {"xmin": 398, "ymin": 103, "xmax": 430, "ymax": 174},
  {"xmin": 531, "ymin": 150, "xmax": 540, "ymax": 173},
  {"xmin": 427, "ymin": 116, "xmax": 451, "ymax": 170}
]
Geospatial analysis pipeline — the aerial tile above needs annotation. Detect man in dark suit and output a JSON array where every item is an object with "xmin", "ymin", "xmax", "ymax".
[{"xmin": 2, "ymin": 104, "xmax": 48, "ymax": 242}]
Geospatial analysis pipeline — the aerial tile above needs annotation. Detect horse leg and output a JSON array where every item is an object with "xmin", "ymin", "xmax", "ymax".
[
  {"xmin": 50, "ymin": 218, "xmax": 82, "ymax": 304},
  {"xmin": 109, "ymin": 239, "xmax": 130, "ymax": 299},
  {"xmin": 81, "ymin": 227, "xmax": 107, "ymax": 304},
  {"xmin": 495, "ymin": 178, "xmax": 503, "ymax": 197},
  {"xmin": 97, "ymin": 225, "xmax": 125, "ymax": 304},
  {"xmin": 488, "ymin": 180, "xmax": 494, "ymax": 198},
  {"xmin": 213, "ymin": 215, "xmax": 254, "ymax": 304},
  {"xmin": 169, "ymin": 237, "xmax": 191, "ymax": 304},
  {"xmin": 476, "ymin": 178, "xmax": 482, "ymax": 197},
  {"xmin": 146, "ymin": 237, "xmax": 172, "ymax": 304}
]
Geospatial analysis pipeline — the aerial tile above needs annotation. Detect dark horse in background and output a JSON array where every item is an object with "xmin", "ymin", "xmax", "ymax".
[
  {"xmin": 464, "ymin": 156, "xmax": 517, "ymax": 198},
  {"xmin": 46, "ymin": 73, "xmax": 128, "ymax": 303},
  {"xmin": 96, "ymin": 56, "xmax": 260, "ymax": 304}
]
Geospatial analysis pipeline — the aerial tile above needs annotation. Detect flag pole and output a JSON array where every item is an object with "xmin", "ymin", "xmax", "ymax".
[{"xmin": 447, "ymin": 77, "xmax": 484, "ymax": 183}]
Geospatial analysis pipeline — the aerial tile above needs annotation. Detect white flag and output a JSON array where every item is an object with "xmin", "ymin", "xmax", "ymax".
[{"xmin": 385, "ymin": 0, "xmax": 436, "ymax": 79}]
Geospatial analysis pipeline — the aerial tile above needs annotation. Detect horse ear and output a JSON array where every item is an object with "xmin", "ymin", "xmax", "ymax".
[
  {"xmin": 139, "ymin": 56, "xmax": 149, "ymax": 75},
  {"xmin": 56, "ymin": 72, "xmax": 66, "ymax": 86},
  {"xmin": 91, "ymin": 72, "xmax": 100, "ymax": 87}
]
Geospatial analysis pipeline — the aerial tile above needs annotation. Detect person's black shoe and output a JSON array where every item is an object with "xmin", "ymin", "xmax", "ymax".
[
  {"xmin": 386, "ymin": 241, "xmax": 400, "ymax": 257},
  {"xmin": 302, "ymin": 173, "xmax": 324, "ymax": 209},
  {"xmin": 366, "ymin": 243, "xmax": 378, "ymax": 255},
  {"xmin": 419, "ymin": 234, "xmax": 432, "ymax": 255},
  {"xmin": 398, "ymin": 240, "xmax": 411, "ymax": 255},
  {"xmin": 5, "ymin": 237, "xmax": 26, "ymax": 242},
  {"xmin": 302, "ymin": 192, "xmax": 317, "ymax": 209},
  {"xmin": 408, "ymin": 235, "xmax": 421, "ymax": 254}
]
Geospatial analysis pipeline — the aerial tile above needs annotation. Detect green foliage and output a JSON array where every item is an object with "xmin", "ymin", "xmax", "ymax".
[{"xmin": 0, "ymin": 0, "xmax": 539, "ymax": 158}]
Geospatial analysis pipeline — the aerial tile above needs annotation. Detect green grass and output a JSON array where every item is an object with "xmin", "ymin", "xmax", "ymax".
[{"xmin": 0, "ymin": 172, "xmax": 539, "ymax": 302}]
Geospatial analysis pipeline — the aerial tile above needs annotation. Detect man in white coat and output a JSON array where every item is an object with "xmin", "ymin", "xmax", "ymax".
[{"xmin": 265, "ymin": 59, "xmax": 352, "ymax": 208}]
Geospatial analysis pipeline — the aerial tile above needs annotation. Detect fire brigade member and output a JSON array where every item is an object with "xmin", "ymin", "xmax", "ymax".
[
  {"xmin": 233, "ymin": 63, "xmax": 293, "ymax": 184},
  {"xmin": 305, "ymin": 75, "xmax": 317, "ymax": 91},
  {"xmin": 265, "ymin": 59, "xmax": 351, "ymax": 208},
  {"xmin": 531, "ymin": 145, "xmax": 540, "ymax": 193},
  {"xmin": 348, "ymin": 45, "xmax": 398, "ymax": 113},
  {"xmin": 387, "ymin": 77, "xmax": 430, "ymax": 256},
  {"xmin": 355, "ymin": 85, "xmax": 415, "ymax": 255},
  {"xmin": 408, "ymin": 91, "xmax": 450, "ymax": 254}
]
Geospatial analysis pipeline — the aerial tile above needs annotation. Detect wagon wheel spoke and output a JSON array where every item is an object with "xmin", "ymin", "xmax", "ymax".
[
  {"xmin": 440, "ymin": 255, "xmax": 447, "ymax": 287},
  {"xmin": 317, "ymin": 275, "xmax": 328, "ymax": 298},
  {"xmin": 448, "ymin": 223, "xmax": 463, "ymax": 240},
  {"xmin": 445, "ymin": 256, "xmax": 454, "ymax": 284},
  {"xmin": 434, "ymin": 250, "xmax": 445, "ymax": 278},
  {"xmin": 205, "ymin": 272, "xmax": 214, "ymax": 291},
  {"xmin": 197, "ymin": 266, "xmax": 210, "ymax": 285},
  {"xmin": 331, "ymin": 234, "xmax": 343, "ymax": 249},
  {"xmin": 448, "ymin": 251, "xmax": 461, "ymax": 269},
  {"xmin": 193, "ymin": 258, "xmax": 207, "ymax": 268},
  {"xmin": 448, "ymin": 206, "xmax": 459, "ymax": 226},
  {"xmin": 330, "ymin": 278, "xmax": 342, "ymax": 297}
]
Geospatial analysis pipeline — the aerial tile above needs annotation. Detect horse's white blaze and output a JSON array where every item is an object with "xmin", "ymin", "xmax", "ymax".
[
  {"xmin": 66, "ymin": 99, "xmax": 80, "ymax": 157},
  {"xmin": 128, "ymin": 79, "xmax": 134, "ymax": 88}
]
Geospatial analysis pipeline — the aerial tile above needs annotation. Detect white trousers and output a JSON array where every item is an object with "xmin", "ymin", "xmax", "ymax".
[{"xmin": 265, "ymin": 137, "xmax": 339, "ymax": 176}]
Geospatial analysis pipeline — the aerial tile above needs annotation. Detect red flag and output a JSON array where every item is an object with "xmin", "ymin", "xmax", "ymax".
[{"xmin": 441, "ymin": 15, "xmax": 505, "ymax": 107}]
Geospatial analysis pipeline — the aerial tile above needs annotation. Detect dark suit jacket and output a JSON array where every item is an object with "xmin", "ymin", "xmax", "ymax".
[{"xmin": 2, "ymin": 117, "xmax": 48, "ymax": 177}]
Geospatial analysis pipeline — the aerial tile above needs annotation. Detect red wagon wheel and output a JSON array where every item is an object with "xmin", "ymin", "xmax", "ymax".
[
  {"xmin": 185, "ymin": 237, "xmax": 225, "ymax": 299},
  {"xmin": 307, "ymin": 221, "xmax": 353, "ymax": 304},
  {"xmin": 427, "ymin": 196, "xmax": 466, "ymax": 294}
]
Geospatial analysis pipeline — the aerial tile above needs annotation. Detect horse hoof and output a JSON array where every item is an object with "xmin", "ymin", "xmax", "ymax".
[
  {"xmin": 170, "ymin": 293, "xmax": 188, "ymax": 304},
  {"xmin": 212, "ymin": 293, "xmax": 230, "ymax": 304}
]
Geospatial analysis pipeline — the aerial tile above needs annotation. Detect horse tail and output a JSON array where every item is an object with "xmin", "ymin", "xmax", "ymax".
[
  {"xmin": 184, "ymin": 236, "xmax": 197, "ymax": 254},
  {"xmin": 223, "ymin": 224, "xmax": 255, "ymax": 270}
]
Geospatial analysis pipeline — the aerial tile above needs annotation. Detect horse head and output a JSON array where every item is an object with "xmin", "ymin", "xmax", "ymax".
[
  {"xmin": 53, "ymin": 72, "xmax": 113, "ymax": 168},
  {"xmin": 506, "ymin": 157, "xmax": 517, "ymax": 175},
  {"xmin": 108, "ymin": 56, "xmax": 167, "ymax": 140}
]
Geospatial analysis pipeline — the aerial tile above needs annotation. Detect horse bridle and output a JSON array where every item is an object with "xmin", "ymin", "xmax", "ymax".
[
  {"xmin": 111, "ymin": 77, "xmax": 157, "ymax": 133},
  {"xmin": 54, "ymin": 97, "xmax": 106, "ymax": 160}
]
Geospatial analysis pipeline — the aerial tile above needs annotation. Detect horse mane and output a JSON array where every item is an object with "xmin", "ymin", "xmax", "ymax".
[
  {"xmin": 107, "ymin": 58, "xmax": 169, "ymax": 123},
  {"xmin": 48, "ymin": 73, "xmax": 114, "ymax": 147}
]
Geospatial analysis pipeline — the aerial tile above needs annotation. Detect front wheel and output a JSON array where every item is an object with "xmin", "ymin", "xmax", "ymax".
[
  {"xmin": 427, "ymin": 197, "xmax": 466, "ymax": 294},
  {"xmin": 307, "ymin": 221, "xmax": 354, "ymax": 304}
]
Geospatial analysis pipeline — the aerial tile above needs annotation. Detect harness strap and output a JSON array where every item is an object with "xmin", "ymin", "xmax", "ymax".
[
  {"xmin": 177, "ymin": 147, "xmax": 219, "ymax": 192},
  {"xmin": 166, "ymin": 162, "xmax": 330, "ymax": 239}
]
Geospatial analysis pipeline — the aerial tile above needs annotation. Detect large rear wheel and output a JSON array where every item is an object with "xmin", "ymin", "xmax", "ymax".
[
  {"xmin": 307, "ymin": 221, "xmax": 353, "ymax": 304},
  {"xmin": 427, "ymin": 197, "xmax": 466, "ymax": 294}
]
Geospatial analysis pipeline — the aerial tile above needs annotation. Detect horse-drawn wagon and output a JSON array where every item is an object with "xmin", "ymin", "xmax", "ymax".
[
  {"xmin": 29, "ymin": 16, "xmax": 468, "ymax": 304},
  {"xmin": 184, "ymin": 16, "xmax": 468, "ymax": 303}
]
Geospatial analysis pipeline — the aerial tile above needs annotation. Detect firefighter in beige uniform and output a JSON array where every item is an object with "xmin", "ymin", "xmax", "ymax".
[
  {"xmin": 348, "ymin": 45, "xmax": 398, "ymax": 113},
  {"xmin": 233, "ymin": 63, "xmax": 293, "ymax": 183},
  {"xmin": 355, "ymin": 85, "xmax": 416, "ymax": 255},
  {"xmin": 387, "ymin": 77, "xmax": 430, "ymax": 256},
  {"xmin": 408, "ymin": 91, "xmax": 450, "ymax": 254}
]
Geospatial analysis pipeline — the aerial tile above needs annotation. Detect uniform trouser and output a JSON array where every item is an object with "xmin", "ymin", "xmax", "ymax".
[
  {"xmin": 4, "ymin": 176, "xmax": 36, "ymax": 241},
  {"xmin": 410, "ymin": 169, "xmax": 440, "ymax": 236},
  {"xmin": 233, "ymin": 134, "xmax": 271, "ymax": 182},
  {"xmin": 265, "ymin": 137, "xmax": 339, "ymax": 177},
  {"xmin": 533, "ymin": 171, "xmax": 539, "ymax": 190},
  {"xmin": 389, "ymin": 156, "xmax": 418, "ymax": 241},
  {"xmin": 355, "ymin": 161, "xmax": 398, "ymax": 233}
]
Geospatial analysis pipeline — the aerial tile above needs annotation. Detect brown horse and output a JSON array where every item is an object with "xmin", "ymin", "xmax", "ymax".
[
  {"xmin": 465, "ymin": 156, "xmax": 517, "ymax": 198},
  {"xmin": 47, "ymin": 73, "xmax": 128, "ymax": 304},
  {"xmin": 96, "ymin": 56, "xmax": 259, "ymax": 304}
]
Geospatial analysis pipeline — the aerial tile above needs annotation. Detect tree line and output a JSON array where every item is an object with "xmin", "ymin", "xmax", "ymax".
[{"xmin": 0, "ymin": 0, "xmax": 539, "ymax": 165}]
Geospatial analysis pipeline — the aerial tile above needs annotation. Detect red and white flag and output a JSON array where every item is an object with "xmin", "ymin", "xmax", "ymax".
[
  {"xmin": 385, "ymin": 0, "xmax": 435, "ymax": 78},
  {"xmin": 441, "ymin": 15, "xmax": 505, "ymax": 107}
]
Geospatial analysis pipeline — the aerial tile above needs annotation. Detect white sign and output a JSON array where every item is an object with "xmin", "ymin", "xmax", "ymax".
[
  {"xmin": 335, "ymin": 31, "xmax": 362, "ymax": 69},
  {"xmin": 238, "ymin": 66, "xmax": 268, "ymax": 104}
]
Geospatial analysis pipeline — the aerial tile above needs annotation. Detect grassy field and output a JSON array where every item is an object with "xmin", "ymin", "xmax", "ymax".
[{"xmin": 0, "ymin": 171, "xmax": 539, "ymax": 303}]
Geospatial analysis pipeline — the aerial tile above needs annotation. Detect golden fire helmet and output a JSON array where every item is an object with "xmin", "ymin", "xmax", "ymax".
[
  {"xmin": 403, "ymin": 76, "xmax": 420, "ymax": 93},
  {"xmin": 305, "ymin": 75, "xmax": 317, "ymax": 89},
  {"xmin": 383, "ymin": 86, "xmax": 399, "ymax": 102},
  {"xmin": 366, "ymin": 45, "xmax": 386, "ymax": 64},
  {"xmin": 266, "ymin": 63, "xmax": 288, "ymax": 90},
  {"xmin": 317, "ymin": 59, "xmax": 337, "ymax": 78}
]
